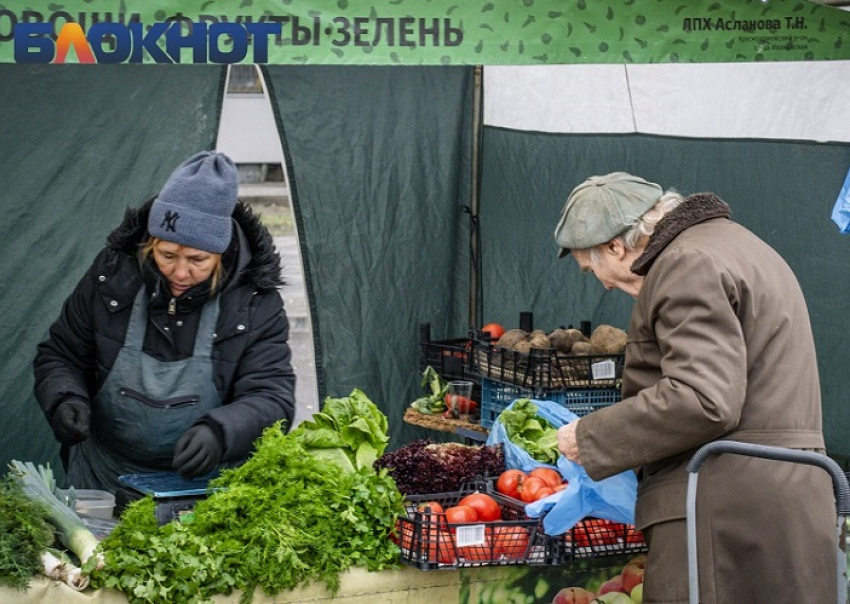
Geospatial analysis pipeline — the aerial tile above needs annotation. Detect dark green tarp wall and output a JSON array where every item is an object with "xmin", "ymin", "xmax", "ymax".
[
  {"xmin": 478, "ymin": 128, "xmax": 850, "ymax": 461},
  {"xmin": 263, "ymin": 66, "xmax": 475, "ymax": 448},
  {"xmin": 0, "ymin": 64, "xmax": 225, "ymax": 476}
]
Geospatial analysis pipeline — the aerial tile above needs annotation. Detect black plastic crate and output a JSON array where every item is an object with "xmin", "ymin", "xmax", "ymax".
[
  {"xmin": 479, "ymin": 378, "xmax": 621, "ymax": 429},
  {"xmin": 558, "ymin": 517, "xmax": 647, "ymax": 560},
  {"xmin": 470, "ymin": 336, "xmax": 624, "ymax": 390},
  {"xmin": 418, "ymin": 323, "xmax": 481, "ymax": 393},
  {"xmin": 394, "ymin": 488, "xmax": 561, "ymax": 570},
  {"xmin": 478, "ymin": 481, "xmax": 647, "ymax": 562}
]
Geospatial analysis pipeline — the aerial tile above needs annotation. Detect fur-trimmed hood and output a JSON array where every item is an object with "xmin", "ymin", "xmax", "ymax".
[
  {"xmin": 631, "ymin": 193, "xmax": 731, "ymax": 276},
  {"xmin": 106, "ymin": 198, "xmax": 284, "ymax": 291}
]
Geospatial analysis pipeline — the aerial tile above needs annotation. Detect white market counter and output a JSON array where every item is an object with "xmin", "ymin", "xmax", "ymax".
[{"xmin": 1, "ymin": 556, "xmax": 633, "ymax": 604}]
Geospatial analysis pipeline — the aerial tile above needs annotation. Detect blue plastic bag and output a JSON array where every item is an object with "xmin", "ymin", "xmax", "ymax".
[
  {"xmin": 486, "ymin": 397, "xmax": 638, "ymax": 536},
  {"xmin": 526, "ymin": 456, "xmax": 638, "ymax": 536},
  {"xmin": 831, "ymin": 166, "xmax": 850, "ymax": 233},
  {"xmin": 486, "ymin": 398, "xmax": 579, "ymax": 472}
]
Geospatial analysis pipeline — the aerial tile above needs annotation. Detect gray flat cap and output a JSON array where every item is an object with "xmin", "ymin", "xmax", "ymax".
[{"xmin": 554, "ymin": 172, "xmax": 662, "ymax": 258}]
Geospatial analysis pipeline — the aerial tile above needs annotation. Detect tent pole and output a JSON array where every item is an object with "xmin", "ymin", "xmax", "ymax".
[{"xmin": 469, "ymin": 65, "xmax": 483, "ymax": 330}]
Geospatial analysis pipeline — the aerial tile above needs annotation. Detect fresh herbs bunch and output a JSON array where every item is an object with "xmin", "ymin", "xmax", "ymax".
[
  {"xmin": 192, "ymin": 425, "xmax": 403, "ymax": 599},
  {"xmin": 86, "ymin": 497, "xmax": 236, "ymax": 604},
  {"xmin": 86, "ymin": 390, "xmax": 406, "ymax": 604},
  {"xmin": 0, "ymin": 475, "xmax": 54, "ymax": 590}
]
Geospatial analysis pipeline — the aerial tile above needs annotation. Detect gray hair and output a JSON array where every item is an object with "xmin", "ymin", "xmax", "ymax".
[{"xmin": 589, "ymin": 191, "xmax": 684, "ymax": 264}]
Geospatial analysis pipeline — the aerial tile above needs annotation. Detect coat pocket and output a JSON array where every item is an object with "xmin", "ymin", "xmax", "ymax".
[
  {"xmin": 119, "ymin": 387, "xmax": 200, "ymax": 409},
  {"xmin": 634, "ymin": 465, "xmax": 688, "ymax": 530}
]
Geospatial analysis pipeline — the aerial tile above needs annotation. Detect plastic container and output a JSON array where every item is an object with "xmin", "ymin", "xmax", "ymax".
[
  {"xmin": 479, "ymin": 378, "xmax": 621, "ymax": 429},
  {"xmin": 418, "ymin": 323, "xmax": 481, "ymax": 399},
  {"xmin": 470, "ymin": 336, "xmax": 625, "ymax": 390},
  {"xmin": 477, "ymin": 480, "xmax": 647, "ymax": 563},
  {"xmin": 395, "ymin": 487, "xmax": 560, "ymax": 570},
  {"xmin": 73, "ymin": 489, "xmax": 116, "ymax": 519}
]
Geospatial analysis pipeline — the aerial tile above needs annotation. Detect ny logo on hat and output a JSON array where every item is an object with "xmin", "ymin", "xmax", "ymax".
[{"xmin": 161, "ymin": 211, "xmax": 180, "ymax": 233}]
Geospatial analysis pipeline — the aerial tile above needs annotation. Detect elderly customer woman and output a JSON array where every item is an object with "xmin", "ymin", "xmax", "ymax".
[
  {"xmin": 554, "ymin": 172, "xmax": 835, "ymax": 604},
  {"xmin": 33, "ymin": 151, "xmax": 296, "ymax": 493}
]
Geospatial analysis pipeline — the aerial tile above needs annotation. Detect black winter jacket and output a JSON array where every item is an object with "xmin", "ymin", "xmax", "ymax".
[{"xmin": 33, "ymin": 199, "xmax": 296, "ymax": 463}]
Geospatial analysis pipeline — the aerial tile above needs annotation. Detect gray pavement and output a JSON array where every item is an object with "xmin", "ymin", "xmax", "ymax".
[
  {"xmin": 240, "ymin": 181, "xmax": 318, "ymax": 428},
  {"xmin": 274, "ymin": 234, "xmax": 320, "ymax": 427}
]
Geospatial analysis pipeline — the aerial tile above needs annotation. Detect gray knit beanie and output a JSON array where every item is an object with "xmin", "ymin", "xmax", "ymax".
[{"xmin": 148, "ymin": 151, "xmax": 238, "ymax": 254}]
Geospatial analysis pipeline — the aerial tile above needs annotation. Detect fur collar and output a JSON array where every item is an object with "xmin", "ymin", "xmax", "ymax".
[
  {"xmin": 631, "ymin": 193, "xmax": 731, "ymax": 276},
  {"xmin": 106, "ymin": 198, "xmax": 284, "ymax": 291}
]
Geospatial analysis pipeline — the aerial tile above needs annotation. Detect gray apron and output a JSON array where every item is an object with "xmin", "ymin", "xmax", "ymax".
[{"xmin": 67, "ymin": 287, "xmax": 222, "ymax": 493}]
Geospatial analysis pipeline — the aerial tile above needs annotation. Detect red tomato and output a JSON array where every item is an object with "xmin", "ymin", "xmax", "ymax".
[
  {"xmin": 625, "ymin": 525, "xmax": 645, "ymax": 544},
  {"xmin": 444, "ymin": 393, "xmax": 478, "ymax": 415},
  {"xmin": 417, "ymin": 501, "xmax": 444, "ymax": 514},
  {"xmin": 480, "ymin": 322, "xmax": 506, "ymax": 340},
  {"xmin": 427, "ymin": 530, "xmax": 457, "ymax": 564},
  {"xmin": 441, "ymin": 349, "xmax": 469, "ymax": 362},
  {"xmin": 572, "ymin": 521, "xmax": 595, "ymax": 548},
  {"xmin": 492, "ymin": 525, "xmax": 530, "ymax": 559},
  {"xmin": 444, "ymin": 505, "xmax": 479, "ymax": 526},
  {"xmin": 456, "ymin": 533, "xmax": 492, "ymax": 563},
  {"xmin": 573, "ymin": 518, "xmax": 619, "ymax": 547},
  {"xmin": 534, "ymin": 486, "xmax": 555, "ymax": 501},
  {"xmin": 528, "ymin": 467, "xmax": 563, "ymax": 489},
  {"xmin": 593, "ymin": 525, "xmax": 620, "ymax": 546},
  {"xmin": 496, "ymin": 469, "xmax": 528, "ymax": 499},
  {"xmin": 416, "ymin": 500, "xmax": 446, "ymax": 533},
  {"xmin": 458, "ymin": 493, "xmax": 502, "ymax": 522},
  {"xmin": 553, "ymin": 483, "xmax": 568, "ymax": 492},
  {"xmin": 518, "ymin": 476, "xmax": 547, "ymax": 503}
]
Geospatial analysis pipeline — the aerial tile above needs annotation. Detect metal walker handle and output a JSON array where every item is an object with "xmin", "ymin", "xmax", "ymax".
[{"xmin": 686, "ymin": 441, "xmax": 850, "ymax": 604}]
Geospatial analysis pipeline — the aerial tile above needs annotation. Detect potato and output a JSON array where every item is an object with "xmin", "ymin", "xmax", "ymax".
[
  {"xmin": 569, "ymin": 341, "xmax": 596, "ymax": 356},
  {"xmin": 513, "ymin": 340, "xmax": 532, "ymax": 355},
  {"xmin": 589, "ymin": 324, "xmax": 628, "ymax": 354},
  {"xmin": 548, "ymin": 328, "xmax": 574, "ymax": 353},
  {"xmin": 497, "ymin": 328, "xmax": 529, "ymax": 350},
  {"xmin": 549, "ymin": 328, "xmax": 588, "ymax": 353},
  {"xmin": 528, "ymin": 330, "xmax": 552, "ymax": 350}
]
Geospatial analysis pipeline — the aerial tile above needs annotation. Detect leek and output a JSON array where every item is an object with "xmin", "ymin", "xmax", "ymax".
[
  {"xmin": 8, "ymin": 461, "xmax": 103, "ymax": 571},
  {"xmin": 41, "ymin": 548, "xmax": 89, "ymax": 590}
]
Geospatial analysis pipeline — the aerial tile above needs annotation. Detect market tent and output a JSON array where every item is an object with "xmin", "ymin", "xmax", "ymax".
[{"xmin": 2, "ymin": 4, "xmax": 850, "ymax": 476}]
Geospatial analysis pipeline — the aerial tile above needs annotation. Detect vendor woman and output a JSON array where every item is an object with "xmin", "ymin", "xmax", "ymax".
[{"xmin": 33, "ymin": 151, "xmax": 296, "ymax": 493}]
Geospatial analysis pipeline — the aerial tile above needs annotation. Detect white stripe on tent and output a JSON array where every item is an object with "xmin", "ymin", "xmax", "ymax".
[{"xmin": 484, "ymin": 62, "xmax": 850, "ymax": 144}]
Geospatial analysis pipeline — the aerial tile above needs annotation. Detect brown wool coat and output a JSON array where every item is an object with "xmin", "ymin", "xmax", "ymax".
[{"xmin": 576, "ymin": 194, "xmax": 837, "ymax": 604}]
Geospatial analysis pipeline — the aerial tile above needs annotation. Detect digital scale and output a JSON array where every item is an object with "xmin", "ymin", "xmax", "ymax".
[{"xmin": 117, "ymin": 471, "xmax": 219, "ymax": 525}]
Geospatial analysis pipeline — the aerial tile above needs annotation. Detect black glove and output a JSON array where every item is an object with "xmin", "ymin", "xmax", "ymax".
[
  {"xmin": 50, "ymin": 398, "xmax": 91, "ymax": 445},
  {"xmin": 173, "ymin": 423, "xmax": 223, "ymax": 478}
]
